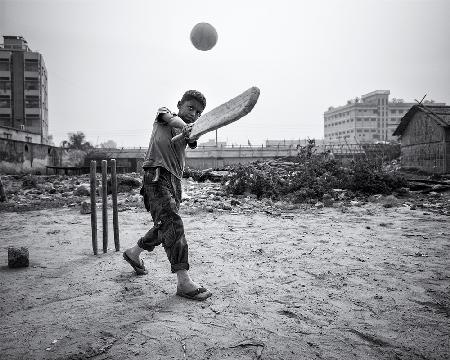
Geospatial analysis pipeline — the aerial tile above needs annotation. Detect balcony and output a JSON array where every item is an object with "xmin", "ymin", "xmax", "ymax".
[
  {"xmin": 0, "ymin": 71, "xmax": 10, "ymax": 78},
  {"xmin": 0, "ymin": 108, "xmax": 12, "ymax": 114},
  {"xmin": 0, "ymin": 89, "xmax": 11, "ymax": 96}
]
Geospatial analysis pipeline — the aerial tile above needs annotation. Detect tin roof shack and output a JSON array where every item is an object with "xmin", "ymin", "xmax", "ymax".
[{"xmin": 393, "ymin": 105, "xmax": 450, "ymax": 174}]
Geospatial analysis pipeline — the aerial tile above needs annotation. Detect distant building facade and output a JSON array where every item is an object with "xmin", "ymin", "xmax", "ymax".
[
  {"xmin": 393, "ymin": 105, "xmax": 450, "ymax": 174},
  {"xmin": 0, "ymin": 36, "xmax": 49, "ymax": 144},
  {"xmin": 198, "ymin": 138, "xmax": 227, "ymax": 147},
  {"xmin": 265, "ymin": 139, "xmax": 326, "ymax": 147},
  {"xmin": 323, "ymin": 90, "xmax": 445, "ymax": 144}
]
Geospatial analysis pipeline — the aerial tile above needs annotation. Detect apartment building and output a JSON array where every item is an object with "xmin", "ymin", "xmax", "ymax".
[
  {"xmin": 0, "ymin": 36, "xmax": 48, "ymax": 144},
  {"xmin": 323, "ymin": 90, "xmax": 444, "ymax": 144}
]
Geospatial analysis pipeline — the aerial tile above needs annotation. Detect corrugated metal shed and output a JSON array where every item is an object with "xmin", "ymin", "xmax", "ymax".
[{"xmin": 394, "ymin": 105, "xmax": 450, "ymax": 136}]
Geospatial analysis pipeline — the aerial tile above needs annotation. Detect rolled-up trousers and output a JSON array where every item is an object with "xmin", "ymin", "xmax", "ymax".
[{"xmin": 138, "ymin": 167, "xmax": 189, "ymax": 273}]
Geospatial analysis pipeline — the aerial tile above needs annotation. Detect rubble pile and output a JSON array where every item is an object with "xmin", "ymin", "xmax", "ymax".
[
  {"xmin": 0, "ymin": 158, "xmax": 449, "ymax": 216},
  {"xmin": 222, "ymin": 157, "xmax": 408, "ymax": 202},
  {"xmin": 0, "ymin": 173, "xmax": 143, "ymax": 213}
]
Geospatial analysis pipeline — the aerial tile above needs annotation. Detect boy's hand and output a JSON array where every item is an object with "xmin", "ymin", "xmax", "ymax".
[
  {"xmin": 182, "ymin": 124, "xmax": 199, "ymax": 141},
  {"xmin": 182, "ymin": 124, "xmax": 193, "ymax": 139},
  {"xmin": 171, "ymin": 124, "xmax": 199, "ymax": 143}
]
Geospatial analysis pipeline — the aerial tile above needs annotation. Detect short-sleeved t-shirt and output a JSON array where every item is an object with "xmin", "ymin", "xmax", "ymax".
[{"xmin": 142, "ymin": 107, "xmax": 195, "ymax": 179}]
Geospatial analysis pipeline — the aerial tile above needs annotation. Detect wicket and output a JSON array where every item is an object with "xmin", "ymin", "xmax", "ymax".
[{"xmin": 90, "ymin": 159, "xmax": 120, "ymax": 255}]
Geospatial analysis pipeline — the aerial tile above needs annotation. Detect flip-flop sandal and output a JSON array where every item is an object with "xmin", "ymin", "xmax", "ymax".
[
  {"xmin": 176, "ymin": 287, "xmax": 212, "ymax": 301},
  {"xmin": 123, "ymin": 252, "xmax": 148, "ymax": 275}
]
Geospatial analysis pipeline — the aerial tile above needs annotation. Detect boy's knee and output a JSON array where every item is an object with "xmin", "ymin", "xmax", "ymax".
[{"xmin": 159, "ymin": 215, "xmax": 184, "ymax": 249}]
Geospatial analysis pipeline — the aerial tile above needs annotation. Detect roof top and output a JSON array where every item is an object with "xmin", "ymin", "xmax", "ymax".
[
  {"xmin": 361, "ymin": 90, "xmax": 390, "ymax": 99},
  {"xmin": 393, "ymin": 105, "xmax": 450, "ymax": 136}
]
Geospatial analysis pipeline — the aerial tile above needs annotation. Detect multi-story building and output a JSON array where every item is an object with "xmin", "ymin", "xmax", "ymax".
[
  {"xmin": 0, "ymin": 36, "xmax": 48, "ymax": 144},
  {"xmin": 323, "ymin": 90, "xmax": 445, "ymax": 144}
]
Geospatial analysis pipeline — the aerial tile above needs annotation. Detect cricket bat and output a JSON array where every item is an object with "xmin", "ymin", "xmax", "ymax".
[{"xmin": 171, "ymin": 86, "xmax": 260, "ymax": 143}]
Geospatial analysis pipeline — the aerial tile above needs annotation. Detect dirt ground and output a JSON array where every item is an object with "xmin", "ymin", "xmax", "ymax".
[{"xmin": 0, "ymin": 182, "xmax": 449, "ymax": 359}]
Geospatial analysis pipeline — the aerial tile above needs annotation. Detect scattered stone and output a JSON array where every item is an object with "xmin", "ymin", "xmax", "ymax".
[
  {"xmin": 80, "ymin": 201, "xmax": 91, "ymax": 214},
  {"xmin": 8, "ymin": 246, "xmax": 29, "ymax": 268},
  {"xmin": 230, "ymin": 199, "xmax": 240, "ymax": 206},
  {"xmin": 382, "ymin": 195, "xmax": 399, "ymax": 208},
  {"xmin": 368, "ymin": 194, "xmax": 383, "ymax": 202},
  {"xmin": 115, "ymin": 175, "xmax": 141, "ymax": 193},
  {"xmin": 22, "ymin": 175, "xmax": 38, "ymax": 189},
  {"xmin": 74, "ymin": 184, "xmax": 90, "ymax": 197},
  {"xmin": 322, "ymin": 193, "xmax": 334, "ymax": 207},
  {"xmin": 219, "ymin": 203, "xmax": 232, "ymax": 211}
]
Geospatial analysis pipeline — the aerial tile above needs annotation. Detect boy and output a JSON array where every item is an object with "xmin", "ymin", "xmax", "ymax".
[{"xmin": 123, "ymin": 90, "xmax": 212, "ymax": 301}]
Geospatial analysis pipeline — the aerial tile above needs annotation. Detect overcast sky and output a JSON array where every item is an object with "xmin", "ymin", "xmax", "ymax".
[{"xmin": 1, "ymin": 0, "xmax": 449, "ymax": 147}]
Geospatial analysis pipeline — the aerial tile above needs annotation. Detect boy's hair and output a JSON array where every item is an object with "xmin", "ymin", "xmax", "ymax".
[{"xmin": 180, "ymin": 90, "xmax": 206, "ymax": 110}]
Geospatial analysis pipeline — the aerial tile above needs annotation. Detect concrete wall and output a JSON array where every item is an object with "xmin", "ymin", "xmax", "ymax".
[
  {"xmin": 400, "ymin": 111, "xmax": 449, "ymax": 173},
  {"xmin": 0, "ymin": 138, "xmax": 62, "ymax": 174},
  {"xmin": 0, "ymin": 127, "xmax": 41, "ymax": 143},
  {"xmin": 185, "ymin": 145, "xmax": 299, "ymax": 169}
]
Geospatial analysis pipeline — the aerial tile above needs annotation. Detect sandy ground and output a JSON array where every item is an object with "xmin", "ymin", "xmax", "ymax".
[{"xmin": 0, "ymin": 192, "xmax": 449, "ymax": 359}]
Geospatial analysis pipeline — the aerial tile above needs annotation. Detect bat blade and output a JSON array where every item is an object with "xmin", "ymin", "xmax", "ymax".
[{"xmin": 172, "ymin": 86, "xmax": 260, "ymax": 142}]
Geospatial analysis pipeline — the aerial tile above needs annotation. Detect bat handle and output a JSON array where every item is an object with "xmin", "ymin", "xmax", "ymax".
[{"xmin": 171, "ymin": 133, "xmax": 185, "ymax": 143}]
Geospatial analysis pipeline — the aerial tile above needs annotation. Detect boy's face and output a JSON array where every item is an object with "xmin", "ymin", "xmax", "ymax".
[{"xmin": 177, "ymin": 99, "xmax": 204, "ymax": 124}]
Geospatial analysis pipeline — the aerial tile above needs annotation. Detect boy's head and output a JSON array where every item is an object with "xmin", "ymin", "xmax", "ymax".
[{"xmin": 177, "ymin": 90, "xmax": 206, "ymax": 123}]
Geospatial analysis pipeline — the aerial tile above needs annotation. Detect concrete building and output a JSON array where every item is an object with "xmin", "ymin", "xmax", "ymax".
[
  {"xmin": 393, "ymin": 105, "xmax": 450, "ymax": 174},
  {"xmin": 0, "ymin": 36, "xmax": 49, "ymax": 144},
  {"xmin": 323, "ymin": 90, "xmax": 445, "ymax": 144}
]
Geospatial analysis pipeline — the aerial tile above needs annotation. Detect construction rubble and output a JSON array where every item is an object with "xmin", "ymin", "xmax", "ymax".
[{"xmin": 0, "ymin": 158, "xmax": 449, "ymax": 216}]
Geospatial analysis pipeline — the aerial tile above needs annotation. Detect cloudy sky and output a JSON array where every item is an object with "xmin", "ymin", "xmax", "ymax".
[{"xmin": 1, "ymin": 0, "xmax": 449, "ymax": 147}]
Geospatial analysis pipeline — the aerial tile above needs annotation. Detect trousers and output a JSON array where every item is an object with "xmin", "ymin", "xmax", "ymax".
[{"xmin": 138, "ymin": 167, "xmax": 189, "ymax": 273}]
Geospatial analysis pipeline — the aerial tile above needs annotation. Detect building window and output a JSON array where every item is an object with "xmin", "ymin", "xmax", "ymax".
[
  {"xmin": 25, "ymin": 59, "xmax": 39, "ymax": 72},
  {"xmin": 3, "ymin": 132, "xmax": 12, "ymax": 139},
  {"xmin": 25, "ymin": 79, "xmax": 39, "ymax": 90},
  {"xmin": 0, "ymin": 60, "xmax": 9, "ymax": 71},
  {"xmin": 0, "ymin": 96, "xmax": 11, "ymax": 108},
  {"xmin": 25, "ymin": 96, "xmax": 40, "ymax": 108},
  {"xmin": 25, "ymin": 136, "xmax": 32, "ymax": 142},
  {"xmin": 0, "ymin": 78, "xmax": 11, "ymax": 91}
]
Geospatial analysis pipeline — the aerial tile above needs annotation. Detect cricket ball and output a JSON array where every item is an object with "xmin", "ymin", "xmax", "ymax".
[{"xmin": 190, "ymin": 22, "xmax": 218, "ymax": 51}]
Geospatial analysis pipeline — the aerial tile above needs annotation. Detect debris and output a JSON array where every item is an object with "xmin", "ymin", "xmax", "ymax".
[
  {"xmin": 74, "ymin": 184, "xmax": 90, "ymax": 197},
  {"xmin": 8, "ymin": 246, "xmax": 29, "ymax": 268},
  {"xmin": 80, "ymin": 200, "xmax": 91, "ymax": 214}
]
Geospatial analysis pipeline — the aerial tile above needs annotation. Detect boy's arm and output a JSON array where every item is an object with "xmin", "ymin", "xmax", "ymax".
[
  {"xmin": 160, "ymin": 113, "xmax": 187, "ymax": 129},
  {"xmin": 159, "ymin": 112, "xmax": 199, "ymax": 142}
]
